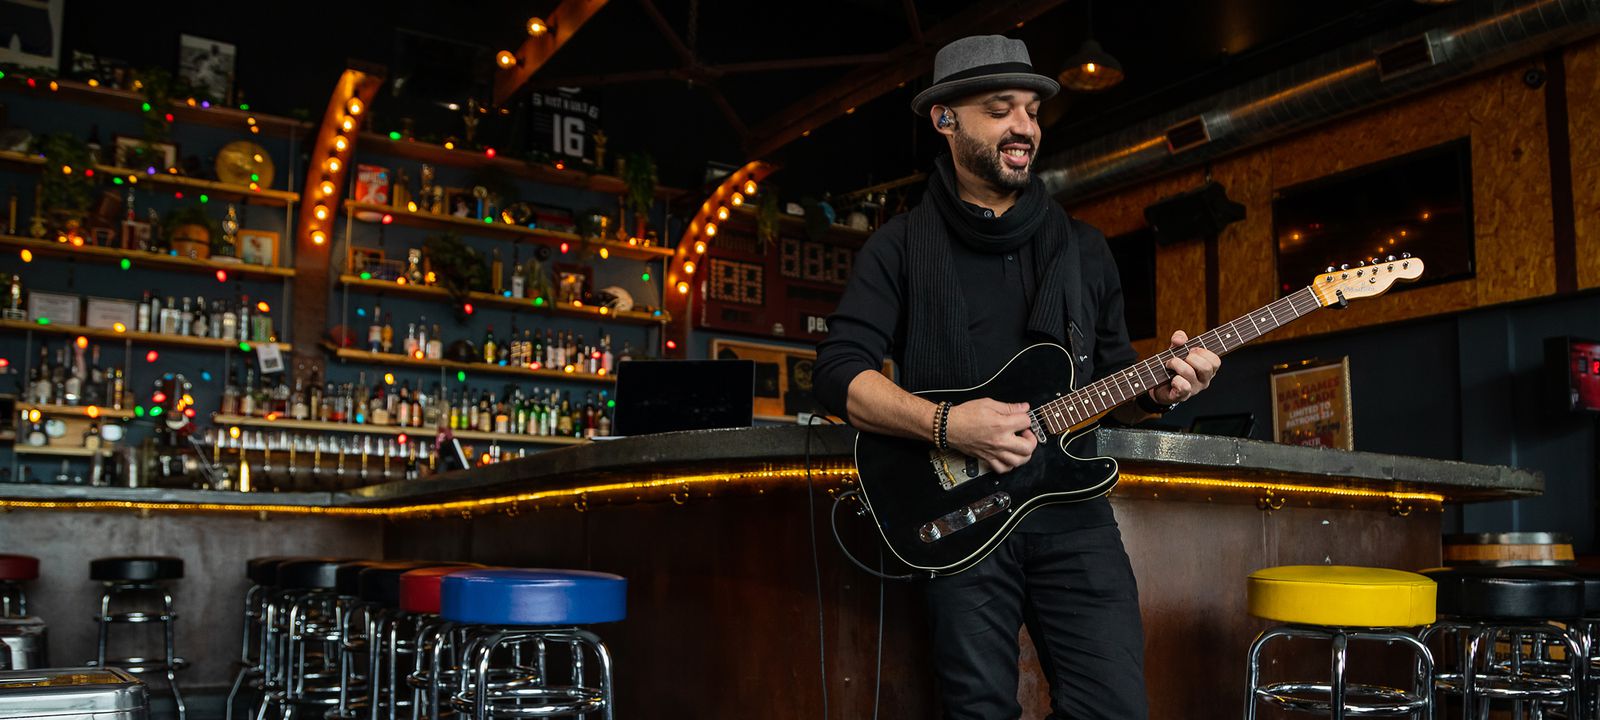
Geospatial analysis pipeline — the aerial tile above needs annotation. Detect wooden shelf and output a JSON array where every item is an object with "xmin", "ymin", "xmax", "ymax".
[
  {"xmin": 324, "ymin": 344, "xmax": 615, "ymax": 385},
  {"xmin": 95, "ymin": 165, "xmax": 299, "ymax": 206},
  {"xmin": 0, "ymin": 149, "xmax": 44, "ymax": 171},
  {"xmin": 14, "ymin": 445, "xmax": 113, "ymax": 458},
  {"xmin": 0, "ymin": 234, "xmax": 294, "ymax": 280},
  {"xmin": 354, "ymin": 133, "xmax": 683, "ymax": 200},
  {"xmin": 0, "ymin": 77, "xmax": 311, "ymax": 138},
  {"xmin": 212, "ymin": 414, "xmax": 590, "ymax": 446},
  {"xmin": 338, "ymin": 275, "xmax": 668, "ymax": 326},
  {"xmin": 0, "ymin": 318, "xmax": 292, "ymax": 353},
  {"xmin": 18, "ymin": 403, "xmax": 136, "ymax": 419},
  {"xmin": 343, "ymin": 201, "xmax": 673, "ymax": 261},
  {"xmin": 728, "ymin": 205, "xmax": 871, "ymax": 245}
]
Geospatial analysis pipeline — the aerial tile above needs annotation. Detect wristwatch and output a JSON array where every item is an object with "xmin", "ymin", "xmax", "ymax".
[{"xmin": 1136, "ymin": 391, "xmax": 1179, "ymax": 415}]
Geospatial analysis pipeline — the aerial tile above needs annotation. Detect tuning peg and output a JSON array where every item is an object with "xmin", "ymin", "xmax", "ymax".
[
  {"xmin": 1325, "ymin": 266, "xmax": 1336, "ymax": 273},
  {"xmin": 1400, "ymin": 252, "xmax": 1412, "ymax": 259},
  {"xmin": 1339, "ymin": 263, "xmax": 1349, "ymax": 270},
  {"xmin": 1355, "ymin": 260, "xmax": 1366, "ymax": 267},
  {"xmin": 1386, "ymin": 255, "xmax": 1396, "ymax": 262}
]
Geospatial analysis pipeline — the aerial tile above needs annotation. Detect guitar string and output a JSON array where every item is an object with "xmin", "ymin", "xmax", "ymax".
[{"xmin": 1028, "ymin": 285, "xmax": 1324, "ymax": 434}]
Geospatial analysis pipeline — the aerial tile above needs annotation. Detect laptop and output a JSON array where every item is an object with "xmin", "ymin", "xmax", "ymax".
[{"xmin": 608, "ymin": 359, "xmax": 756, "ymax": 437}]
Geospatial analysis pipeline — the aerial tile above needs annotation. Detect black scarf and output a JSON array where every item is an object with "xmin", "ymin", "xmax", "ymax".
[{"xmin": 902, "ymin": 155, "xmax": 1082, "ymax": 391}]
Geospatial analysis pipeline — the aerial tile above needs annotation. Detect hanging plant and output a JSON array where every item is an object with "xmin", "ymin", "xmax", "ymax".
[
  {"xmin": 621, "ymin": 151, "xmax": 657, "ymax": 218},
  {"xmin": 29, "ymin": 133, "xmax": 93, "ymax": 222},
  {"xmin": 424, "ymin": 233, "xmax": 488, "ymax": 321},
  {"xmin": 756, "ymin": 192, "xmax": 781, "ymax": 246}
]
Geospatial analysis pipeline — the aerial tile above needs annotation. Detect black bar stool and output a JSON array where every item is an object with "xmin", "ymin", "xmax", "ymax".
[
  {"xmin": 228, "ymin": 557, "xmax": 305, "ymax": 720},
  {"xmin": 1420, "ymin": 566, "xmax": 1587, "ymax": 719},
  {"xmin": 89, "ymin": 555, "xmax": 187, "ymax": 720},
  {"xmin": 359, "ymin": 563, "xmax": 471, "ymax": 720},
  {"xmin": 400, "ymin": 565, "xmax": 487, "ymax": 720}
]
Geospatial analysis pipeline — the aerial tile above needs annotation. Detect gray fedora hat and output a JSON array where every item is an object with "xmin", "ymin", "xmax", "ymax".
[{"xmin": 911, "ymin": 35, "xmax": 1059, "ymax": 116}]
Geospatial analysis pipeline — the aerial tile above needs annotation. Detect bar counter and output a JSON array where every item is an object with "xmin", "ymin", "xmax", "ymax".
[{"xmin": 2, "ymin": 427, "xmax": 1540, "ymax": 719}]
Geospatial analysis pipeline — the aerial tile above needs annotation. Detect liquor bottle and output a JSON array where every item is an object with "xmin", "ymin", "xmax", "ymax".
[
  {"xmin": 238, "ymin": 295, "xmax": 252, "ymax": 342},
  {"xmin": 620, "ymin": 341, "xmax": 634, "ymax": 363},
  {"xmin": 110, "ymin": 368, "xmax": 125, "ymax": 410},
  {"xmin": 291, "ymin": 378, "xmax": 308, "ymax": 420},
  {"xmin": 482, "ymin": 325, "xmax": 497, "ymax": 364},
  {"xmin": 221, "ymin": 301, "xmax": 239, "ymax": 341},
  {"xmin": 240, "ymin": 369, "xmax": 257, "ymax": 416},
  {"xmin": 597, "ymin": 404, "xmax": 612, "ymax": 437},
  {"xmin": 491, "ymin": 248, "xmax": 504, "ymax": 295},
  {"xmin": 403, "ymin": 323, "xmax": 419, "ymax": 358},
  {"xmin": 601, "ymin": 332, "xmax": 614, "ymax": 374},
  {"xmin": 310, "ymin": 381, "xmax": 323, "ymax": 421},
  {"xmin": 583, "ymin": 392, "xmax": 597, "ymax": 438},
  {"xmin": 159, "ymin": 296, "xmax": 179, "ymax": 334},
  {"xmin": 192, "ymin": 296, "xmax": 210, "ymax": 338},
  {"xmin": 221, "ymin": 371, "xmax": 240, "ymax": 415},
  {"xmin": 511, "ymin": 259, "xmax": 526, "ymax": 298},
  {"xmin": 556, "ymin": 394, "xmax": 574, "ymax": 436},
  {"xmin": 178, "ymin": 297, "xmax": 194, "ymax": 336},
  {"xmin": 530, "ymin": 330, "xmax": 544, "ymax": 369},
  {"xmin": 137, "ymin": 291, "xmax": 152, "ymax": 332},
  {"xmin": 368, "ymin": 303, "xmax": 383, "ymax": 353},
  {"xmin": 370, "ymin": 381, "xmax": 390, "ymax": 426},
  {"xmin": 381, "ymin": 313, "xmax": 395, "ymax": 354},
  {"xmin": 427, "ymin": 324, "xmax": 444, "ymax": 360},
  {"xmin": 63, "ymin": 343, "xmax": 83, "ymax": 405}
]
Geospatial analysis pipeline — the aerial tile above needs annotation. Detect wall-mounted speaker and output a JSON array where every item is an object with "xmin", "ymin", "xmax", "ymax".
[{"xmin": 1143, "ymin": 181, "xmax": 1245, "ymax": 244}]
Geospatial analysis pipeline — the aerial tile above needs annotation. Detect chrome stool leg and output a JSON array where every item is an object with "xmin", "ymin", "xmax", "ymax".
[{"xmin": 1248, "ymin": 624, "xmax": 1433, "ymax": 719}]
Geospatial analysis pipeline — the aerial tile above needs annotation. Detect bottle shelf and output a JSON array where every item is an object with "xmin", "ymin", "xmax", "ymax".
[
  {"xmin": 337, "ymin": 274, "xmax": 668, "ymax": 326},
  {"xmin": 343, "ymin": 201, "xmax": 673, "ymax": 261},
  {"xmin": 0, "ymin": 152, "xmax": 300, "ymax": 206},
  {"xmin": 322, "ymin": 343, "xmax": 616, "ymax": 385},
  {"xmin": 0, "ymin": 318, "xmax": 292, "ymax": 353},
  {"xmin": 212, "ymin": 414, "xmax": 590, "ymax": 446},
  {"xmin": 0, "ymin": 77, "xmax": 312, "ymax": 138},
  {"xmin": 0, "ymin": 234, "xmax": 294, "ymax": 280},
  {"xmin": 353, "ymin": 133, "xmax": 684, "ymax": 200},
  {"xmin": 17, "ymin": 403, "xmax": 137, "ymax": 419},
  {"xmin": 13, "ymin": 445, "xmax": 113, "ymax": 458}
]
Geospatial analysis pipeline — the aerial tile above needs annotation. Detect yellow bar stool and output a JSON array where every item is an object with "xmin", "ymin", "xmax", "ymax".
[{"xmin": 1246, "ymin": 565, "xmax": 1437, "ymax": 719}]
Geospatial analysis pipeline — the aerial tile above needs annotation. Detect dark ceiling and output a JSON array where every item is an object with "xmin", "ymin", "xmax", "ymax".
[{"xmin": 62, "ymin": 0, "xmax": 1456, "ymax": 205}]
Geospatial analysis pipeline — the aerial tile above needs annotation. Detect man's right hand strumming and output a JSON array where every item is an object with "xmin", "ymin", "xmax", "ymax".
[{"xmin": 946, "ymin": 399, "xmax": 1038, "ymax": 473}]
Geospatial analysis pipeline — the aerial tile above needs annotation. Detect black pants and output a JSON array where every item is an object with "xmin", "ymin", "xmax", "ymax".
[{"xmin": 925, "ymin": 520, "xmax": 1148, "ymax": 720}]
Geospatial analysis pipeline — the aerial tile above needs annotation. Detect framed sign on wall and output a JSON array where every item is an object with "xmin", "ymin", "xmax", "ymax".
[
  {"xmin": 710, "ymin": 338, "xmax": 892, "ymax": 422},
  {"xmin": 1270, "ymin": 357, "xmax": 1353, "ymax": 450}
]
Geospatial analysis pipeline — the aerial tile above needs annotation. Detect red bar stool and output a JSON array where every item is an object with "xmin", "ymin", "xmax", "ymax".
[
  {"xmin": 0, "ymin": 555, "xmax": 39, "ymax": 617},
  {"xmin": 358, "ymin": 563, "xmax": 475, "ymax": 720},
  {"xmin": 400, "ymin": 565, "xmax": 486, "ymax": 720}
]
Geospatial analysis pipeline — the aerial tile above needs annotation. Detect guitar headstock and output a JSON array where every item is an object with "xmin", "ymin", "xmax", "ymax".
[{"xmin": 1310, "ymin": 254, "xmax": 1424, "ymax": 307}]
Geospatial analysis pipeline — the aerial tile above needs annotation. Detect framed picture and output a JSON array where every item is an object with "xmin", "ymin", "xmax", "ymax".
[
  {"xmin": 529, "ymin": 202, "xmax": 577, "ymax": 235},
  {"xmin": 1270, "ymin": 356, "xmax": 1353, "ymax": 450},
  {"xmin": 444, "ymin": 187, "xmax": 478, "ymax": 219},
  {"xmin": 113, "ymin": 135, "xmax": 178, "ymax": 171},
  {"xmin": 710, "ymin": 338, "xmax": 892, "ymax": 422},
  {"xmin": 238, "ymin": 229, "xmax": 280, "ymax": 267},
  {"xmin": 89, "ymin": 227, "xmax": 116, "ymax": 247},
  {"xmin": 178, "ymin": 34, "xmax": 235, "ymax": 103},
  {"xmin": 84, "ymin": 297, "xmax": 137, "ymax": 331},
  {"xmin": 120, "ymin": 219, "xmax": 152, "ymax": 250},
  {"xmin": 28, "ymin": 291, "xmax": 80, "ymax": 325},
  {"xmin": 0, "ymin": 0, "xmax": 62, "ymax": 72},
  {"xmin": 354, "ymin": 164, "xmax": 390, "ymax": 205},
  {"xmin": 554, "ymin": 262, "xmax": 591, "ymax": 304},
  {"xmin": 350, "ymin": 246, "xmax": 385, "ymax": 275}
]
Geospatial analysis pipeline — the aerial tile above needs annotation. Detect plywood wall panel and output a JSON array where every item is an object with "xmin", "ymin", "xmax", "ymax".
[{"xmin": 1567, "ymin": 38, "xmax": 1600, "ymax": 290}]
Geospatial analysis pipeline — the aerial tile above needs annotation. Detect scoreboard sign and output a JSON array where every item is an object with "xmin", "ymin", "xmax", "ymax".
[
  {"xmin": 529, "ymin": 89, "xmax": 600, "ymax": 163},
  {"xmin": 696, "ymin": 216, "xmax": 866, "ymax": 343}
]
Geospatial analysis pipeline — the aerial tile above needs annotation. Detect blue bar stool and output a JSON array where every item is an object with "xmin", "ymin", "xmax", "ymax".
[
  {"xmin": 1245, "ymin": 565, "xmax": 1437, "ymax": 719},
  {"xmin": 89, "ymin": 556, "xmax": 188, "ymax": 720},
  {"xmin": 441, "ymin": 569, "xmax": 626, "ymax": 720},
  {"xmin": 1420, "ymin": 566, "xmax": 1586, "ymax": 719}
]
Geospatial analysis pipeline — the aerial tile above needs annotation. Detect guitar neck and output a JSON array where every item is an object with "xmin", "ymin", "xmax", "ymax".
[{"xmin": 1037, "ymin": 286, "xmax": 1323, "ymax": 434}]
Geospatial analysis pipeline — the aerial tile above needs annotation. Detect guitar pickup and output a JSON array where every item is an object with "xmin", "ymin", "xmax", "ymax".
[
  {"xmin": 918, "ymin": 492, "xmax": 1012, "ymax": 543},
  {"xmin": 928, "ymin": 449, "xmax": 987, "ymax": 490}
]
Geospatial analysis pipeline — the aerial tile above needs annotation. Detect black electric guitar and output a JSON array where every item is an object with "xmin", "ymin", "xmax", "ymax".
[{"xmin": 853, "ymin": 257, "xmax": 1425, "ymax": 575}]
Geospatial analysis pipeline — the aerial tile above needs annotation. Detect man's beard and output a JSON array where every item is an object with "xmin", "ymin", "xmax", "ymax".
[{"xmin": 952, "ymin": 125, "xmax": 1032, "ymax": 192}]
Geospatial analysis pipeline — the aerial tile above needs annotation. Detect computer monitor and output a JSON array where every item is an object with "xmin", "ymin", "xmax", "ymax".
[{"xmin": 611, "ymin": 359, "xmax": 756, "ymax": 436}]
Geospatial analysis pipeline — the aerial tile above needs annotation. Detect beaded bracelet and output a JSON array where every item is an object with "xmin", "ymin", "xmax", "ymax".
[{"xmin": 934, "ymin": 401, "xmax": 953, "ymax": 451}]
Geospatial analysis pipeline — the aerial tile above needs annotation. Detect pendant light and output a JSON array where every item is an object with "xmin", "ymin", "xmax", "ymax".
[{"xmin": 1058, "ymin": 1, "xmax": 1124, "ymax": 92}]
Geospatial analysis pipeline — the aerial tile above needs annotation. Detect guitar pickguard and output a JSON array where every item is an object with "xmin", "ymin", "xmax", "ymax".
[{"xmin": 928, "ymin": 448, "xmax": 990, "ymax": 489}]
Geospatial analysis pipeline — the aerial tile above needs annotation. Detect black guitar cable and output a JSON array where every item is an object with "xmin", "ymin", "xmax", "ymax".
[{"xmin": 802, "ymin": 414, "xmax": 831, "ymax": 720}]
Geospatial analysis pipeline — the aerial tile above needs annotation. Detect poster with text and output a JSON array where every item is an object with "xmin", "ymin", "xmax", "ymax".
[{"xmin": 1270, "ymin": 357, "xmax": 1353, "ymax": 450}]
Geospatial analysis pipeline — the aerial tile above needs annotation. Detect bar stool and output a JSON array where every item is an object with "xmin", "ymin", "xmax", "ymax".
[
  {"xmin": 441, "ymin": 569, "xmax": 626, "ymax": 720},
  {"xmin": 228, "ymin": 557, "xmax": 309, "ymax": 720},
  {"xmin": 330, "ymin": 561, "xmax": 439, "ymax": 720},
  {"xmin": 88, "ymin": 555, "xmax": 188, "ymax": 720},
  {"xmin": 1566, "ymin": 568, "xmax": 1600, "ymax": 720},
  {"xmin": 401, "ymin": 565, "xmax": 487, "ymax": 720},
  {"xmin": 0, "ymin": 555, "xmax": 38, "ymax": 617},
  {"xmin": 1419, "ymin": 566, "xmax": 1586, "ymax": 719},
  {"xmin": 325, "ymin": 560, "xmax": 392, "ymax": 720},
  {"xmin": 1245, "ymin": 565, "xmax": 1436, "ymax": 719}
]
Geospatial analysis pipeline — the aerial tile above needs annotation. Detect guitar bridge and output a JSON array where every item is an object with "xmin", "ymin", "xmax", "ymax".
[
  {"xmin": 919, "ymin": 492, "xmax": 1012, "ymax": 543},
  {"xmin": 928, "ymin": 449, "xmax": 988, "ymax": 490}
]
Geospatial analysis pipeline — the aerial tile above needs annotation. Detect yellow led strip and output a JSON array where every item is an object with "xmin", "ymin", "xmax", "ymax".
[{"xmin": 0, "ymin": 465, "xmax": 1443, "ymax": 517}]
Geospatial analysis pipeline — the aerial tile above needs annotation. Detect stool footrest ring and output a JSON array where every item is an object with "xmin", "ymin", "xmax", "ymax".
[{"xmin": 1256, "ymin": 682, "xmax": 1430, "ymax": 716}]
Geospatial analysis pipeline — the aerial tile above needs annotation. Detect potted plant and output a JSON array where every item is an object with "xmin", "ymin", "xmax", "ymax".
[
  {"xmin": 28, "ymin": 133, "xmax": 93, "ymax": 230},
  {"xmin": 163, "ymin": 204, "xmax": 216, "ymax": 260},
  {"xmin": 620, "ymin": 151, "xmax": 656, "ymax": 240}
]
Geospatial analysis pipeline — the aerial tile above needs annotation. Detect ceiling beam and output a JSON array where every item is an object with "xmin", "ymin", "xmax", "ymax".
[
  {"xmin": 636, "ymin": 0, "xmax": 696, "ymax": 66},
  {"xmin": 743, "ymin": 0, "xmax": 1067, "ymax": 160},
  {"xmin": 902, "ymin": 0, "xmax": 925, "ymax": 45},
  {"xmin": 492, "ymin": 0, "xmax": 610, "ymax": 106}
]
